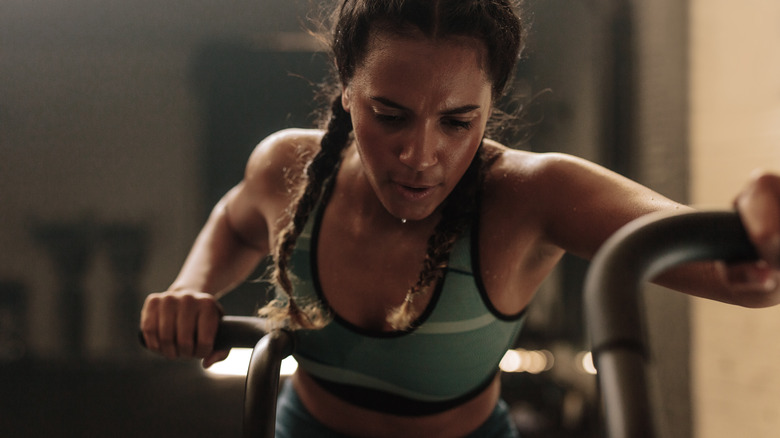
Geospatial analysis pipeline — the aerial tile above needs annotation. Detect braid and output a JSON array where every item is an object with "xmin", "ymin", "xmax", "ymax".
[
  {"xmin": 388, "ymin": 143, "xmax": 502, "ymax": 330},
  {"xmin": 260, "ymin": 95, "xmax": 353, "ymax": 329}
]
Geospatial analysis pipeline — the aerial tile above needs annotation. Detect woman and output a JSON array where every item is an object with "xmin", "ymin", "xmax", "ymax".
[{"xmin": 140, "ymin": 1, "xmax": 780, "ymax": 436}]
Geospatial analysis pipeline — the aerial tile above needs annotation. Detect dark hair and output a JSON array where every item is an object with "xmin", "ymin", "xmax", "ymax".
[
  {"xmin": 261, "ymin": 0, "xmax": 525, "ymax": 330},
  {"xmin": 334, "ymin": 0, "xmax": 523, "ymax": 100}
]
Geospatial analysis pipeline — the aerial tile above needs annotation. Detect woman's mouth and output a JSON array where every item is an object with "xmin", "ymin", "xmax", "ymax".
[{"xmin": 394, "ymin": 182, "xmax": 436, "ymax": 201}]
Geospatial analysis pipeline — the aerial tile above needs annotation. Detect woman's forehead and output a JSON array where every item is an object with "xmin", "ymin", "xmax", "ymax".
[
  {"xmin": 357, "ymin": 28, "xmax": 489, "ymax": 81},
  {"xmin": 349, "ymin": 32, "xmax": 493, "ymax": 112}
]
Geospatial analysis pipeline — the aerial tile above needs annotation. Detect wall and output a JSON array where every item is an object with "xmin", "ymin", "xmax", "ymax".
[
  {"xmin": 690, "ymin": 1, "xmax": 780, "ymax": 436},
  {"xmin": 0, "ymin": 0, "xmax": 310, "ymax": 360},
  {"xmin": 0, "ymin": 1, "xmax": 317, "ymax": 436},
  {"xmin": 632, "ymin": 1, "xmax": 692, "ymax": 435}
]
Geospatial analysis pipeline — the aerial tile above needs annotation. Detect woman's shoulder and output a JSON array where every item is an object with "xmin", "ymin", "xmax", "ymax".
[
  {"xmin": 481, "ymin": 142, "xmax": 621, "ymax": 227},
  {"xmin": 244, "ymin": 128, "xmax": 324, "ymax": 187},
  {"xmin": 223, "ymin": 129, "xmax": 325, "ymax": 243},
  {"xmin": 248, "ymin": 128, "xmax": 324, "ymax": 169},
  {"xmin": 485, "ymin": 143, "xmax": 660, "ymax": 214},
  {"xmin": 489, "ymin": 144, "xmax": 667, "ymax": 203},
  {"xmin": 484, "ymin": 141, "xmax": 595, "ymax": 189},
  {"xmin": 484, "ymin": 141, "xmax": 683, "ymax": 258}
]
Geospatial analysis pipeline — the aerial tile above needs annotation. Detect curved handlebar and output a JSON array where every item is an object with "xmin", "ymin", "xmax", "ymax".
[
  {"xmin": 139, "ymin": 316, "xmax": 293, "ymax": 438},
  {"xmin": 137, "ymin": 315, "xmax": 270, "ymax": 351},
  {"xmin": 244, "ymin": 329, "xmax": 294, "ymax": 438},
  {"xmin": 584, "ymin": 210, "xmax": 757, "ymax": 438}
]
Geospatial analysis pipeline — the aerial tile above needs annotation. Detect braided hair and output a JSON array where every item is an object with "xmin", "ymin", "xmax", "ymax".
[
  {"xmin": 258, "ymin": 95, "xmax": 353, "ymax": 328},
  {"xmin": 260, "ymin": 0, "xmax": 525, "ymax": 330}
]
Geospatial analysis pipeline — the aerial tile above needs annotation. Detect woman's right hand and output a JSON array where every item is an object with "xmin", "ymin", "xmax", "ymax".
[{"xmin": 140, "ymin": 290, "xmax": 229, "ymax": 368}]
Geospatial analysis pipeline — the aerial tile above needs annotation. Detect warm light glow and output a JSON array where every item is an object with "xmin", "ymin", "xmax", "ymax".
[
  {"xmin": 205, "ymin": 347, "xmax": 584, "ymax": 377},
  {"xmin": 280, "ymin": 356, "xmax": 299, "ymax": 376},
  {"xmin": 205, "ymin": 348, "xmax": 252, "ymax": 376},
  {"xmin": 499, "ymin": 348, "xmax": 554, "ymax": 374},
  {"xmin": 499, "ymin": 349, "xmax": 522, "ymax": 372},
  {"xmin": 204, "ymin": 348, "xmax": 299, "ymax": 377},
  {"xmin": 577, "ymin": 351, "xmax": 598, "ymax": 375}
]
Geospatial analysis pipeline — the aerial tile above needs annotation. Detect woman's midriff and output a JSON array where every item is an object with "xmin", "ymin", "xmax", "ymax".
[{"xmin": 292, "ymin": 369, "xmax": 501, "ymax": 438}]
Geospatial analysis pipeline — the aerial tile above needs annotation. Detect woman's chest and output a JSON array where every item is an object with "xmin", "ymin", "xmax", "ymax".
[
  {"xmin": 316, "ymin": 227, "xmax": 431, "ymax": 331},
  {"xmin": 311, "ymin": 219, "xmax": 559, "ymax": 331}
]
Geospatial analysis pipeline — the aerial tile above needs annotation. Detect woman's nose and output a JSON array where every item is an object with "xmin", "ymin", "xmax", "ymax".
[{"xmin": 398, "ymin": 124, "xmax": 439, "ymax": 171}]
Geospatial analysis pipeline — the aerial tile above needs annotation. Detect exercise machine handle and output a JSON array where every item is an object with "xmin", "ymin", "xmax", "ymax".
[
  {"xmin": 244, "ymin": 329, "xmax": 293, "ymax": 438},
  {"xmin": 139, "ymin": 316, "xmax": 293, "ymax": 438},
  {"xmin": 137, "ymin": 315, "xmax": 270, "ymax": 350},
  {"xmin": 584, "ymin": 211, "xmax": 757, "ymax": 438}
]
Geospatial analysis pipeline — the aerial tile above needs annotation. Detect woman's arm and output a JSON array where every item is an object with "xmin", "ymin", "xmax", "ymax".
[
  {"xmin": 532, "ymin": 152, "xmax": 687, "ymax": 260},
  {"xmin": 139, "ymin": 184, "xmax": 270, "ymax": 367},
  {"xmin": 139, "ymin": 129, "xmax": 316, "ymax": 367},
  {"xmin": 532, "ymin": 153, "xmax": 780, "ymax": 307}
]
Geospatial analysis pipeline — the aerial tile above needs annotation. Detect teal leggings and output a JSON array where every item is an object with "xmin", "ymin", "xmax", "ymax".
[{"xmin": 275, "ymin": 378, "xmax": 520, "ymax": 437}]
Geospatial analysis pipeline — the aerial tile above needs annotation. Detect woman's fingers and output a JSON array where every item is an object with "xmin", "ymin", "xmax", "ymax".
[
  {"xmin": 195, "ymin": 301, "xmax": 223, "ymax": 358},
  {"xmin": 158, "ymin": 294, "xmax": 180, "ymax": 359},
  {"xmin": 735, "ymin": 172, "xmax": 780, "ymax": 268},
  {"xmin": 715, "ymin": 260, "xmax": 780, "ymax": 307},
  {"xmin": 139, "ymin": 293, "xmax": 161, "ymax": 351},
  {"xmin": 139, "ymin": 291, "xmax": 223, "ymax": 361}
]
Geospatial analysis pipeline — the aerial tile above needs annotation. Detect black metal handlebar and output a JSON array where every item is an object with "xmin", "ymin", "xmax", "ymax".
[
  {"xmin": 137, "ymin": 316, "xmax": 269, "ymax": 350},
  {"xmin": 139, "ymin": 316, "xmax": 293, "ymax": 438},
  {"xmin": 242, "ymin": 329, "xmax": 293, "ymax": 438},
  {"xmin": 583, "ymin": 211, "xmax": 758, "ymax": 438}
]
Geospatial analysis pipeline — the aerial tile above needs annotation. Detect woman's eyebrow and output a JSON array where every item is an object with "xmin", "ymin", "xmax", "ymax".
[
  {"xmin": 441, "ymin": 104, "xmax": 481, "ymax": 116},
  {"xmin": 370, "ymin": 96, "xmax": 408, "ymax": 110},
  {"xmin": 370, "ymin": 96, "xmax": 481, "ymax": 115}
]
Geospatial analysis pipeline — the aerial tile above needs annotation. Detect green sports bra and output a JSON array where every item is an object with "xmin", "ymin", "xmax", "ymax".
[{"xmin": 286, "ymin": 199, "xmax": 527, "ymax": 416}]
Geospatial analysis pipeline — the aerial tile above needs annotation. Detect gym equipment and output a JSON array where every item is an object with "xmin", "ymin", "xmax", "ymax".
[
  {"xmin": 140, "ymin": 316, "xmax": 292, "ymax": 438},
  {"xmin": 584, "ymin": 211, "xmax": 757, "ymax": 438}
]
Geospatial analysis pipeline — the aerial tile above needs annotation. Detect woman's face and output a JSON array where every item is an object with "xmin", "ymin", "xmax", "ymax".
[{"xmin": 342, "ymin": 30, "xmax": 493, "ymax": 222}]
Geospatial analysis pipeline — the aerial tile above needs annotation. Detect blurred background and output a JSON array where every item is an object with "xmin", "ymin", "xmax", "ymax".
[{"xmin": 1, "ymin": 0, "xmax": 778, "ymax": 437}]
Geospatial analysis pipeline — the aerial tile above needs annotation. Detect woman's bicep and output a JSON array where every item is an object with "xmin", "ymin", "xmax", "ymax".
[{"xmin": 221, "ymin": 182, "xmax": 272, "ymax": 255}]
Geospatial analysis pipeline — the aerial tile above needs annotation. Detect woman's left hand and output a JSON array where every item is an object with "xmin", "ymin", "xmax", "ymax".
[
  {"xmin": 722, "ymin": 171, "xmax": 780, "ymax": 305},
  {"xmin": 735, "ymin": 171, "xmax": 780, "ymax": 268}
]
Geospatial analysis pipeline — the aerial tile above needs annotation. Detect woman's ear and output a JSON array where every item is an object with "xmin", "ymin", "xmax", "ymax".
[{"xmin": 341, "ymin": 86, "xmax": 352, "ymax": 113}]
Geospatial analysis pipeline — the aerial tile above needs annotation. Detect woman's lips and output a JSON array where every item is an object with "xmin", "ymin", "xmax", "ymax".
[{"xmin": 393, "ymin": 181, "xmax": 436, "ymax": 201}]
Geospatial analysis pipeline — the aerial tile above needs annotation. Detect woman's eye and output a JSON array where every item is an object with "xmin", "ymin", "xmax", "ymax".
[
  {"xmin": 444, "ymin": 118, "xmax": 473, "ymax": 130},
  {"xmin": 374, "ymin": 113, "xmax": 405, "ymax": 125}
]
